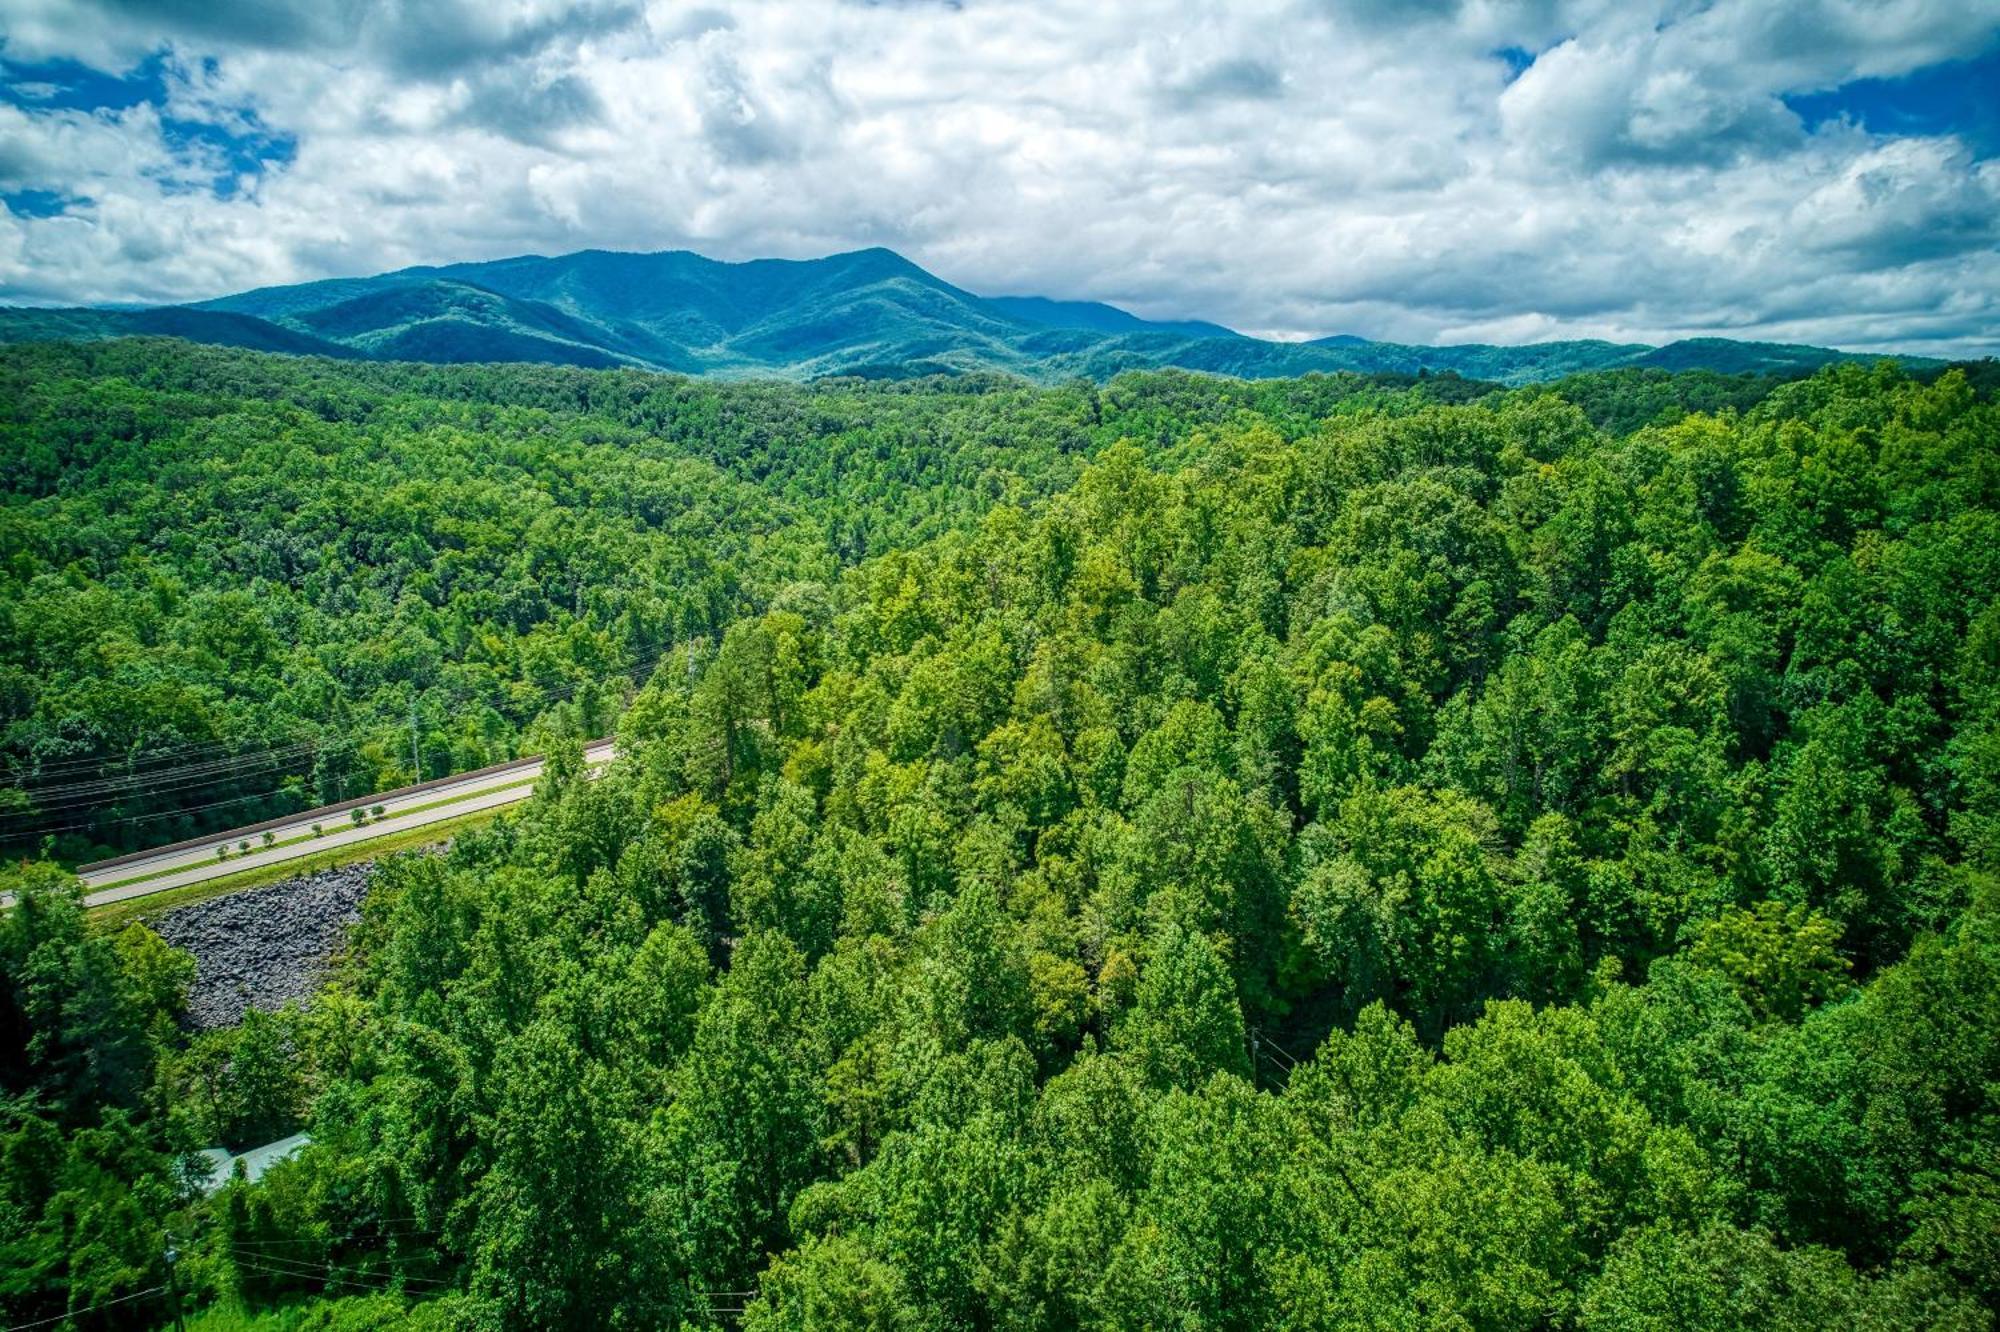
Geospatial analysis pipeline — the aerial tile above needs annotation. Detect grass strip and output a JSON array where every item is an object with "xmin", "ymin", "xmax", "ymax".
[
  {"xmin": 88, "ymin": 805, "xmax": 507, "ymax": 931},
  {"xmin": 90, "ymin": 773, "xmax": 547, "ymax": 892}
]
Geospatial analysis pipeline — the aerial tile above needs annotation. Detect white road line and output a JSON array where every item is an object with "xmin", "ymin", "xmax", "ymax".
[{"xmin": 3, "ymin": 742, "xmax": 616, "ymax": 910}]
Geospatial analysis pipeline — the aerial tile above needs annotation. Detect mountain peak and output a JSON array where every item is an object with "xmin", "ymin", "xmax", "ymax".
[{"xmin": 3, "ymin": 245, "xmax": 1939, "ymax": 385}]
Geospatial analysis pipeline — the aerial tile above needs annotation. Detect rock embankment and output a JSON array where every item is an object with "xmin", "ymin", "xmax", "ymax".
[{"xmin": 146, "ymin": 864, "xmax": 373, "ymax": 1029}]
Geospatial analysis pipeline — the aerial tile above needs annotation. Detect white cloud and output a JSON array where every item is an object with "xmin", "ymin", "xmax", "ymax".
[{"xmin": 0, "ymin": 0, "xmax": 1996, "ymax": 353}]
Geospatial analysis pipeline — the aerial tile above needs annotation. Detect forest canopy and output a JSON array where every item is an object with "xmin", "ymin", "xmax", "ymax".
[
  {"xmin": 0, "ymin": 340, "xmax": 1501, "ymax": 861},
  {"xmin": 2, "ymin": 343, "xmax": 1998, "ymax": 1330}
]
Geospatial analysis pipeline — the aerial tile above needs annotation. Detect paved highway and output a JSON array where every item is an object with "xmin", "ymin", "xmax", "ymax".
[{"xmin": 63, "ymin": 740, "xmax": 616, "ymax": 909}]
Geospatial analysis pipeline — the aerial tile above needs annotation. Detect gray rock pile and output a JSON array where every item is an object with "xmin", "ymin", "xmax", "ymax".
[{"xmin": 146, "ymin": 864, "xmax": 374, "ymax": 1030}]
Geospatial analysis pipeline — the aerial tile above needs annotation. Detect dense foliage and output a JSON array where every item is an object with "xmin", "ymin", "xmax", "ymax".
[
  {"xmin": 2, "ymin": 340, "xmax": 1476, "ymax": 859},
  {"xmin": 4, "ymin": 350, "xmax": 1998, "ymax": 1330}
]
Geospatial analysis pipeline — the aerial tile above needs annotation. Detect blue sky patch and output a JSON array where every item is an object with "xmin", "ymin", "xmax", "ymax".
[
  {"xmin": 1785, "ymin": 49, "xmax": 2000, "ymax": 157},
  {"xmin": 159, "ymin": 115, "xmax": 298, "ymax": 198},
  {"xmin": 1492, "ymin": 47, "xmax": 1536, "ymax": 83},
  {"xmin": 1, "ymin": 47, "xmax": 294, "ymax": 199},
  {"xmin": 0, "ymin": 51, "xmax": 169, "ymax": 112},
  {"xmin": 2, "ymin": 189, "xmax": 73, "ymax": 218}
]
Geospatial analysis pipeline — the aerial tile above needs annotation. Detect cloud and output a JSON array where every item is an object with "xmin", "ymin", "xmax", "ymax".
[
  {"xmin": 360, "ymin": 0, "xmax": 645, "ymax": 81},
  {"xmin": 452, "ymin": 70, "xmax": 605, "ymax": 146},
  {"xmin": 697, "ymin": 45, "xmax": 805, "ymax": 165},
  {"xmin": 19, "ymin": 0, "xmax": 646, "ymax": 74},
  {"xmin": 1787, "ymin": 138, "xmax": 2000, "ymax": 265},
  {"xmin": 93, "ymin": 0, "xmax": 359, "ymax": 52},
  {"xmin": 0, "ymin": 0, "xmax": 1996, "ymax": 354},
  {"xmin": 1500, "ymin": 35, "xmax": 1808, "ymax": 168},
  {"xmin": 1155, "ymin": 56, "xmax": 1285, "ymax": 107}
]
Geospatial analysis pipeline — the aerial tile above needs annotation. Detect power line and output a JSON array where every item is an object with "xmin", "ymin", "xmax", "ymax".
[
  {"xmin": 6, "ymin": 733, "xmax": 309, "ymax": 780},
  {"xmin": 9, "ymin": 641, "xmax": 670, "ymax": 790},
  {"xmin": 1252, "ymin": 1030, "xmax": 1299, "ymax": 1083},
  {"xmin": 11, "ymin": 727, "xmax": 335, "ymax": 796},
  {"xmin": 9, "ymin": 736, "xmax": 350, "ymax": 807},
  {"xmin": 2, "ymin": 1286, "xmax": 165, "ymax": 1332},
  {"xmin": 232, "ymin": 1254, "xmax": 431, "ymax": 1297},
  {"xmin": 10, "ymin": 785, "xmax": 316, "ymax": 838},
  {"xmin": 1, "ymin": 747, "xmax": 331, "ymax": 827},
  {"xmin": 8, "ymin": 644, "xmax": 669, "ymax": 801},
  {"xmin": 3, "ymin": 639, "xmax": 671, "ymax": 842},
  {"xmin": 702, "ymin": 1289, "xmax": 759, "ymax": 1316},
  {"xmin": 231, "ymin": 1228, "xmax": 440, "ymax": 1248},
  {"xmin": 6, "ymin": 715, "xmax": 353, "ymax": 778},
  {"xmin": 13, "ymin": 742, "xmax": 317, "ymax": 802},
  {"xmin": 231, "ymin": 1248, "xmax": 449, "ymax": 1289},
  {"xmin": 1, "ymin": 747, "xmax": 317, "ymax": 818},
  {"xmin": 18, "ymin": 719, "xmax": 615, "ymax": 839}
]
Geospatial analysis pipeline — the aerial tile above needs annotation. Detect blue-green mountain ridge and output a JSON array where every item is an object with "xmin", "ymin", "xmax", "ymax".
[{"xmin": 0, "ymin": 246, "xmax": 1934, "ymax": 384}]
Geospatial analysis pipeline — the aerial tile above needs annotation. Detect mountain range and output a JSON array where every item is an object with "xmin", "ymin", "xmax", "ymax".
[{"xmin": 0, "ymin": 247, "xmax": 1936, "ymax": 385}]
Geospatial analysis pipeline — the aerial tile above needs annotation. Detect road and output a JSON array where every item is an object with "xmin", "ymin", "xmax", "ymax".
[{"xmin": 60, "ymin": 740, "xmax": 616, "ymax": 909}]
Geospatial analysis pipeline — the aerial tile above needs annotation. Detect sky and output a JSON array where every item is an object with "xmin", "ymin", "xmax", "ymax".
[{"xmin": 1, "ymin": 0, "xmax": 1997, "ymax": 354}]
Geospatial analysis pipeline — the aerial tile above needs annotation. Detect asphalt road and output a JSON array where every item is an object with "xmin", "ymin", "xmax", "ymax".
[{"xmin": 66, "ymin": 740, "xmax": 616, "ymax": 908}]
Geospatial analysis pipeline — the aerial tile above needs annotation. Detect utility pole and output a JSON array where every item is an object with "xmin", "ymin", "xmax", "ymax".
[
  {"xmin": 163, "ymin": 1236, "xmax": 186, "ymax": 1332},
  {"xmin": 410, "ymin": 703, "xmax": 422, "ymax": 783}
]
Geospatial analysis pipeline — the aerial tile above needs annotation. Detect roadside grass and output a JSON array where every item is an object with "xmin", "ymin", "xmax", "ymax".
[
  {"xmin": 91, "ymin": 774, "xmax": 544, "ymax": 894},
  {"xmin": 89, "ymin": 805, "xmax": 506, "ymax": 931}
]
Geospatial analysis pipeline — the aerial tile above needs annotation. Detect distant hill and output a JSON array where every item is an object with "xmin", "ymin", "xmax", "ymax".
[
  {"xmin": 1622, "ymin": 336, "xmax": 1904, "ymax": 376},
  {"xmin": 985, "ymin": 294, "xmax": 1238, "ymax": 341},
  {"xmin": 0, "ymin": 305, "xmax": 357, "ymax": 359},
  {"xmin": 0, "ymin": 248, "xmax": 1937, "ymax": 384}
]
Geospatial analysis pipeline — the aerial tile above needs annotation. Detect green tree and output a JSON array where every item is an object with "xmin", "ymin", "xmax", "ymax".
[
  {"xmin": 1686, "ymin": 900, "xmax": 1850, "ymax": 1023},
  {"xmin": 1114, "ymin": 920, "xmax": 1249, "ymax": 1091}
]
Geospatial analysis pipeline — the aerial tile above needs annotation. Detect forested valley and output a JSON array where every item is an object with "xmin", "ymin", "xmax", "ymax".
[
  {"xmin": 0, "ymin": 340, "xmax": 1502, "ymax": 862},
  {"xmin": 4, "ymin": 344, "xmax": 1999, "ymax": 1330}
]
